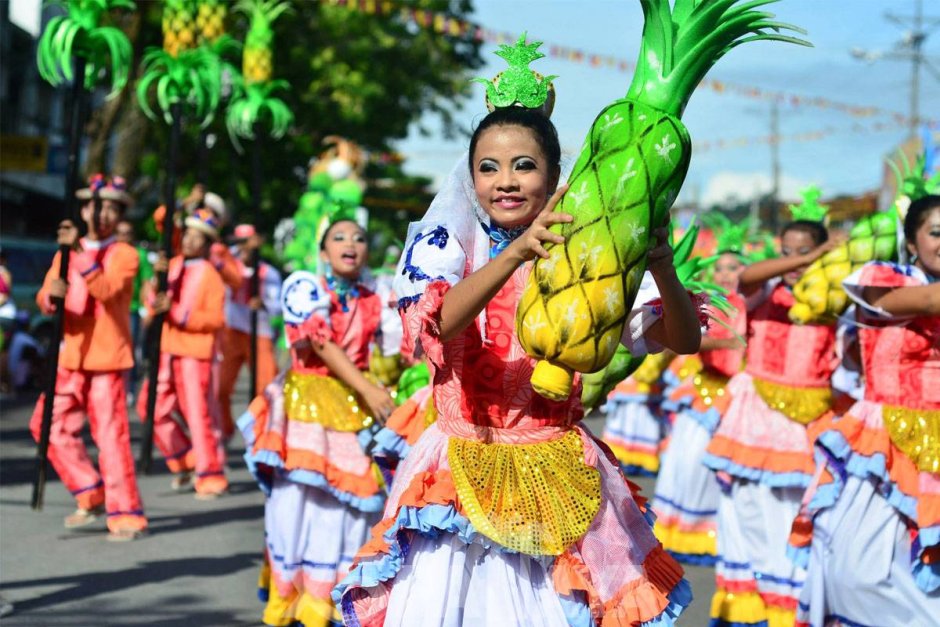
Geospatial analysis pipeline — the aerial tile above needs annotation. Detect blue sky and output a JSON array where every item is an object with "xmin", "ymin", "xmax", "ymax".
[{"xmin": 394, "ymin": 0, "xmax": 940, "ymax": 206}]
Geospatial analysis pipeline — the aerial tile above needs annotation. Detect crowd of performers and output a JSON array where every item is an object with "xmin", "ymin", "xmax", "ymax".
[{"xmin": 29, "ymin": 60, "xmax": 940, "ymax": 627}]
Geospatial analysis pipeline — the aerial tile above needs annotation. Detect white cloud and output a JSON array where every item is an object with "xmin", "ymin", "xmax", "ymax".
[{"xmin": 699, "ymin": 171, "xmax": 817, "ymax": 207}]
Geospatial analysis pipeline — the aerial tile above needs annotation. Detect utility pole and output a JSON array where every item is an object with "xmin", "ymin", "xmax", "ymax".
[
  {"xmin": 851, "ymin": 0, "xmax": 940, "ymax": 137},
  {"xmin": 769, "ymin": 98, "xmax": 781, "ymax": 232}
]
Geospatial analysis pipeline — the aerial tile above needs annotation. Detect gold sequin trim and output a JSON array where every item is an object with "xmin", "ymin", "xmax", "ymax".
[
  {"xmin": 883, "ymin": 405, "xmax": 940, "ymax": 474},
  {"xmin": 752, "ymin": 377, "xmax": 831, "ymax": 425},
  {"xmin": 675, "ymin": 355, "xmax": 703, "ymax": 382},
  {"xmin": 693, "ymin": 371, "xmax": 729, "ymax": 407},
  {"xmin": 283, "ymin": 370, "xmax": 375, "ymax": 432},
  {"xmin": 447, "ymin": 430, "xmax": 601, "ymax": 556}
]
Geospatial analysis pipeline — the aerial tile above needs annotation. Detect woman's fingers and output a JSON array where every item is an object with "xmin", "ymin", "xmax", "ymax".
[{"xmin": 544, "ymin": 184, "xmax": 570, "ymax": 212}]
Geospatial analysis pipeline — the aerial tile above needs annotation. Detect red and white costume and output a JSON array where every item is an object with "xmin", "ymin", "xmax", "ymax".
[
  {"xmin": 790, "ymin": 262, "xmax": 940, "ymax": 626},
  {"xmin": 31, "ymin": 237, "xmax": 147, "ymax": 533},
  {"xmin": 239, "ymin": 270, "xmax": 394, "ymax": 627},
  {"xmin": 333, "ymin": 159, "xmax": 691, "ymax": 627},
  {"xmin": 653, "ymin": 292, "xmax": 746, "ymax": 565},
  {"xmin": 704, "ymin": 281, "xmax": 838, "ymax": 627}
]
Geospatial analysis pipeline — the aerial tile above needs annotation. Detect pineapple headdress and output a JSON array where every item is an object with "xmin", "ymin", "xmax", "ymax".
[
  {"xmin": 37, "ymin": 0, "xmax": 135, "ymax": 97},
  {"xmin": 788, "ymin": 185, "xmax": 829, "ymax": 224},
  {"xmin": 702, "ymin": 211, "xmax": 752, "ymax": 255},
  {"xmin": 473, "ymin": 33, "xmax": 558, "ymax": 117},
  {"xmin": 888, "ymin": 144, "xmax": 940, "ymax": 222}
]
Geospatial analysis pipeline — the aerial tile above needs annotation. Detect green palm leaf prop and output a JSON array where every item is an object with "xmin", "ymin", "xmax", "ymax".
[
  {"xmin": 37, "ymin": 0, "xmax": 135, "ymax": 97},
  {"xmin": 226, "ymin": 0, "xmax": 294, "ymax": 143},
  {"xmin": 137, "ymin": 0, "xmax": 236, "ymax": 128},
  {"xmin": 517, "ymin": 0, "xmax": 810, "ymax": 401}
]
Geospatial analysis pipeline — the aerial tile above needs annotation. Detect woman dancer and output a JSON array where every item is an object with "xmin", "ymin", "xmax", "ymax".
[
  {"xmin": 791, "ymin": 194, "xmax": 940, "ymax": 626},
  {"xmin": 334, "ymin": 80, "xmax": 704, "ymax": 623},
  {"xmin": 704, "ymin": 215, "xmax": 840, "ymax": 627},
  {"xmin": 654, "ymin": 241, "xmax": 748, "ymax": 565},
  {"xmin": 239, "ymin": 217, "xmax": 396, "ymax": 627}
]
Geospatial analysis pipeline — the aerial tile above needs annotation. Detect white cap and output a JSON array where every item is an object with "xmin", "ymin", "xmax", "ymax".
[{"xmin": 203, "ymin": 192, "xmax": 228, "ymax": 225}]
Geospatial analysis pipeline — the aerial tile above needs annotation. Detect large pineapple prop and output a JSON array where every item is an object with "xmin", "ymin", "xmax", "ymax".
[
  {"xmin": 226, "ymin": 0, "xmax": 293, "ymax": 142},
  {"xmin": 162, "ymin": 0, "xmax": 197, "ymax": 58},
  {"xmin": 516, "ymin": 0, "xmax": 808, "ymax": 401},
  {"xmin": 581, "ymin": 221, "xmax": 723, "ymax": 410},
  {"xmin": 789, "ymin": 157, "xmax": 940, "ymax": 324},
  {"xmin": 196, "ymin": 0, "xmax": 227, "ymax": 45}
]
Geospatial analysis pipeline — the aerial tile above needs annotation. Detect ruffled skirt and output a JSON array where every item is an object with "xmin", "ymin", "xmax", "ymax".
[
  {"xmin": 792, "ymin": 399, "xmax": 940, "ymax": 595},
  {"xmin": 602, "ymin": 393, "xmax": 668, "ymax": 477},
  {"xmin": 703, "ymin": 372, "xmax": 820, "ymax": 488},
  {"xmin": 334, "ymin": 422, "xmax": 691, "ymax": 627},
  {"xmin": 652, "ymin": 410, "xmax": 720, "ymax": 565}
]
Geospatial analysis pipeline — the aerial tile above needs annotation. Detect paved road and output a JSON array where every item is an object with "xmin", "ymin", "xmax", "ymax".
[{"xmin": 0, "ymin": 385, "xmax": 714, "ymax": 626}]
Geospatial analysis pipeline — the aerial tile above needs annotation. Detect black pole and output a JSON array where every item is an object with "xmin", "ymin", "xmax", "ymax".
[
  {"xmin": 32, "ymin": 56, "xmax": 87, "ymax": 511},
  {"xmin": 139, "ymin": 101, "xmax": 182, "ymax": 473},
  {"xmin": 196, "ymin": 129, "xmax": 209, "ymax": 185},
  {"xmin": 248, "ymin": 123, "xmax": 263, "ymax": 399}
]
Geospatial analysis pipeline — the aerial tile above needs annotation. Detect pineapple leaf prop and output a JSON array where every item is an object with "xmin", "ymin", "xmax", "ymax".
[
  {"xmin": 790, "ymin": 155, "xmax": 940, "ymax": 324},
  {"xmin": 473, "ymin": 33, "xmax": 558, "ymax": 115},
  {"xmin": 516, "ymin": 0, "xmax": 809, "ymax": 401},
  {"xmin": 702, "ymin": 211, "xmax": 752, "ymax": 256},
  {"xmin": 137, "ymin": 0, "xmax": 235, "ymax": 128},
  {"xmin": 226, "ymin": 0, "xmax": 294, "ymax": 143},
  {"xmin": 581, "ymin": 220, "xmax": 723, "ymax": 410},
  {"xmin": 37, "ymin": 0, "xmax": 135, "ymax": 97}
]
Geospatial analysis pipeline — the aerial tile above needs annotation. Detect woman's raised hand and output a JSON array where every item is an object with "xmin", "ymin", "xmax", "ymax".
[{"xmin": 508, "ymin": 184, "xmax": 572, "ymax": 262}]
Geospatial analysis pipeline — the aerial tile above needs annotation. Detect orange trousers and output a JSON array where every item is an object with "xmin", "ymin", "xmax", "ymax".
[
  {"xmin": 218, "ymin": 328, "xmax": 277, "ymax": 438},
  {"xmin": 30, "ymin": 368, "xmax": 147, "ymax": 532},
  {"xmin": 137, "ymin": 354, "xmax": 227, "ymax": 495}
]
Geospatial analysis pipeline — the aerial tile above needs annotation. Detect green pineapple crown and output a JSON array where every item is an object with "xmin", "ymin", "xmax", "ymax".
[
  {"xmin": 237, "ymin": 0, "xmax": 291, "ymax": 52},
  {"xmin": 473, "ymin": 33, "xmax": 558, "ymax": 113},
  {"xmin": 703, "ymin": 211, "xmax": 752, "ymax": 255},
  {"xmin": 626, "ymin": 0, "xmax": 810, "ymax": 117},
  {"xmin": 788, "ymin": 185, "xmax": 829, "ymax": 223},
  {"xmin": 887, "ymin": 150, "xmax": 940, "ymax": 221}
]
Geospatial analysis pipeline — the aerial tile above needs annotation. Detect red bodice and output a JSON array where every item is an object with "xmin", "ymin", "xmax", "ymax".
[{"xmin": 745, "ymin": 283, "xmax": 837, "ymax": 387}]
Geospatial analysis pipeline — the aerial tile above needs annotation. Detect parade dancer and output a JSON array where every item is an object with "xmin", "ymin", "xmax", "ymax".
[
  {"xmin": 218, "ymin": 224, "xmax": 282, "ymax": 439},
  {"xmin": 29, "ymin": 175, "xmax": 147, "ymax": 541},
  {"xmin": 703, "ymin": 202, "xmax": 841, "ymax": 627},
  {"xmin": 239, "ymin": 217, "xmax": 396, "ymax": 627},
  {"xmin": 790, "ymin": 194, "xmax": 940, "ymax": 626},
  {"xmin": 334, "ymin": 48, "xmax": 703, "ymax": 621},
  {"xmin": 136, "ymin": 209, "xmax": 228, "ymax": 499},
  {"xmin": 653, "ymin": 236, "xmax": 748, "ymax": 566}
]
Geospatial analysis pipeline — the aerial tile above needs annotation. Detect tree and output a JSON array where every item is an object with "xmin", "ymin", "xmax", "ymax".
[{"xmin": 81, "ymin": 0, "xmax": 483, "ymax": 233}]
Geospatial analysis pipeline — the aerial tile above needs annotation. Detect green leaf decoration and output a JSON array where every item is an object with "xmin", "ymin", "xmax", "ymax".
[
  {"xmin": 626, "ymin": 0, "xmax": 811, "ymax": 117},
  {"xmin": 702, "ymin": 211, "xmax": 752, "ymax": 255},
  {"xmin": 36, "ymin": 0, "xmax": 136, "ymax": 97},
  {"xmin": 887, "ymin": 150, "xmax": 940, "ymax": 221},
  {"xmin": 788, "ymin": 185, "xmax": 829, "ymax": 223},
  {"xmin": 672, "ymin": 220, "xmax": 730, "ymax": 313},
  {"xmin": 137, "ymin": 45, "xmax": 224, "ymax": 128},
  {"xmin": 226, "ymin": 81, "xmax": 293, "ymax": 142}
]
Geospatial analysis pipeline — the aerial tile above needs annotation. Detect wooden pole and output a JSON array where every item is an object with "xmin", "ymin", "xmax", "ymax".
[
  {"xmin": 32, "ymin": 56, "xmax": 87, "ymax": 511},
  {"xmin": 139, "ymin": 101, "xmax": 182, "ymax": 473},
  {"xmin": 248, "ymin": 123, "xmax": 263, "ymax": 399}
]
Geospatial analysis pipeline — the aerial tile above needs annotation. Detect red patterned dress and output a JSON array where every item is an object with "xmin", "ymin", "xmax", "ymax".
[
  {"xmin": 334, "ymin": 222, "xmax": 691, "ymax": 626},
  {"xmin": 703, "ymin": 281, "xmax": 838, "ymax": 627},
  {"xmin": 239, "ymin": 272, "xmax": 390, "ymax": 627},
  {"xmin": 790, "ymin": 261, "xmax": 940, "ymax": 627}
]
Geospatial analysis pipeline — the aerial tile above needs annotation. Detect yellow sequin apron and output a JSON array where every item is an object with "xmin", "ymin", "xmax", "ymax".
[
  {"xmin": 448, "ymin": 429, "xmax": 601, "ymax": 556},
  {"xmin": 283, "ymin": 370, "xmax": 376, "ymax": 432},
  {"xmin": 753, "ymin": 377, "xmax": 831, "ymax": 425},
  {"xmin": 883, "ymin": 405, "xmax": 940, "ymax": 474},
  {"xmin": 693, "ymin": 370, "xmax": 729, "ymax": 408}
]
